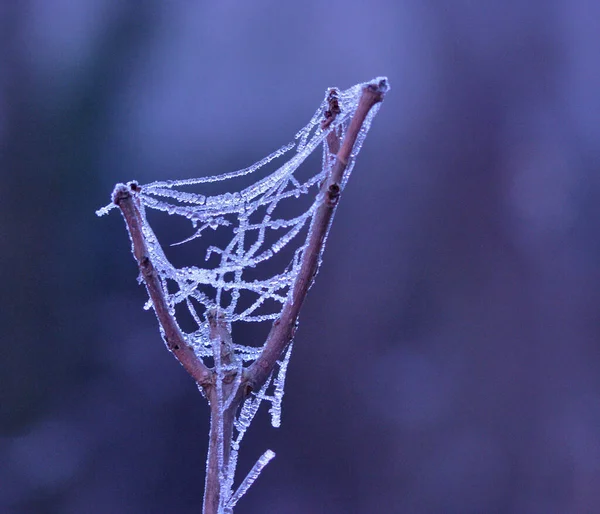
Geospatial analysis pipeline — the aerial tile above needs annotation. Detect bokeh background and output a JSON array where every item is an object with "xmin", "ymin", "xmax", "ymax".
[{"xmin": 2, "ymin": 1, "xmax": 600, "ymax": 513}]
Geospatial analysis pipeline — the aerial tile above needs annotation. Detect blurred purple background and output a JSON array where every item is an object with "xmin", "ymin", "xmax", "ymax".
[{"xmin": 2, "ymin": 1, "xmax": 600, "ymax": 513}]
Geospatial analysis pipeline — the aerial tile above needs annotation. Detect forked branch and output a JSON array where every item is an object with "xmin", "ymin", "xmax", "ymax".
[{"xmin": 108, "ymin": 77, "xmax": 388, "ymax": 514}]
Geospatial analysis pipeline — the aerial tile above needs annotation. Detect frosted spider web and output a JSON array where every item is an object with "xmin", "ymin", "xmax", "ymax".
[{"xmin": 98, "ymin": 77, "xmax": 387, "ymax": 511}]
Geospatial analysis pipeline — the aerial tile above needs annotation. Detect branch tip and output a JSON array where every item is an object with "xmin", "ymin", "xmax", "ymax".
[
  {"xmin": 365, "ymin": 77, "xmax": 390, "ymax": 101},
  {"xmin": 111, "ymin": 181, "xmax": 141, "ymax": 205},
  {"xmin": 321, "ymin": 88, "xmax": 341, "ymax": 130},
  {"xmin": 111, "ymin": 183, "xmax": 130, "ymax": 204}
]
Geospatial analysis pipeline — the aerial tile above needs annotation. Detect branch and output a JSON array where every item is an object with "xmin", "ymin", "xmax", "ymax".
[
  {"xmin": 113, "ymin": 183, "xmax": 213, "ymax": 387},
  {"xmin": 203, "ymin": 309, "xmax": 242, "ymax": 514},
  {"xmin": 246, "ymin": 78, "xmax": 389, "ymax": 391},
  {"xmin": 108, "ymin": 78, "xmax": 388, "ymax": 513}
]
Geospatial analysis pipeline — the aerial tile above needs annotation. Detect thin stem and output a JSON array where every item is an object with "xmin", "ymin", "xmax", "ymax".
[
  {"xmin": 246, "ymin": 78, "xmax": 389, "ymax": 391},
  {"xmin": 203, "ymin": 309, "xmax": 245, "ymax": 514},
  {"xmin": 113, "ymin": 184, "xmax": 213, "ymax": 387},
  {"xmin": 203, "ymin": 394, "xmax": 238, "ymax": 514}
]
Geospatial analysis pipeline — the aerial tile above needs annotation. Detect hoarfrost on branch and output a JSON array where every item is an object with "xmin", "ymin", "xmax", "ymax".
[{"xmin": 97, "ymin": 77, "xmax": 389, "ymax": 512}]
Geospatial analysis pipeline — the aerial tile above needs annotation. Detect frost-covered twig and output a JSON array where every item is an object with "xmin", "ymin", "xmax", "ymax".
[
  {"xmin": 102, "ymin": 77, "xmax": 388, "ymax": 514},
  {"xmin": 112, "ymin": 184, "xmax": 213, "ymax": 387},
  {"xmin": 246, "ymin": 79, "xmax": 389, "ymax": 392},
  {"xmin": 203, "ymin": 309, "xmax": 242, "ymax": 514}
]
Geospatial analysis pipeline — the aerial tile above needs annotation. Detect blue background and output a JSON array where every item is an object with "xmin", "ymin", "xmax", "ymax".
[{"xmin": 2, "ymin": 1, "xmax": 600, "ymax": 512}]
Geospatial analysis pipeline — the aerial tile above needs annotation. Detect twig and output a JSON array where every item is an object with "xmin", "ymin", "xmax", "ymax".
[
  {"xmin": 204, "ymin": 385, "xmax": 239, "ymax": 514},
  {"xmin": 113, "ymin": 184, "xmax": 213, "ymax": 387},
  {"xmin": 204, "ymin": 309, "xmax": 244, "ymax": 514},
  {"xmin": 111, "ymin": 77, "xmax": 388, "ymax": 513},
  {"xmin": 246, "ymin": 78, "xmax": 389, "ymax": 392}
]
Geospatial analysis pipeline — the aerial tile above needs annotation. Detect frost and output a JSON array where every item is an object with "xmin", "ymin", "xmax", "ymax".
[
  {"xmin": 269, "ymin": 342, "xmax": 293, "ymax": 428},
  {"xmin": 225, "ymin": 449, "xmax": 276, "ymax": 511},
  {"xmin": 98, "ymin": 77, "xmax": 387, "ymax": 512}
]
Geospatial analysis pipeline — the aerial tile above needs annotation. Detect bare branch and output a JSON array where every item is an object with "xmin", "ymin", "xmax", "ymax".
[
  {"xmin": 113, "ymin": 183, "xmax": 213, "ymax": 387},
  {"xmin": 246, "ymin": 78, "xmax": 389, "ymax": 391}
]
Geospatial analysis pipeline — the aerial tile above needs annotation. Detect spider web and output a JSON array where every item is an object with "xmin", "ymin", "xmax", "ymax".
[{"xmin": 98, "ymin": 77, "xmax": 387, "ymax": 511}]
